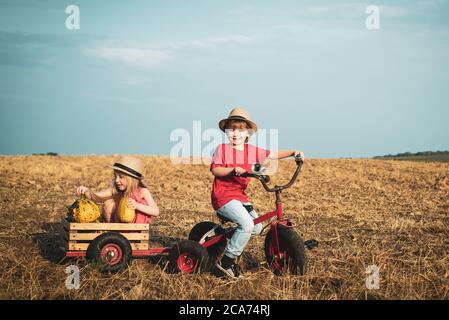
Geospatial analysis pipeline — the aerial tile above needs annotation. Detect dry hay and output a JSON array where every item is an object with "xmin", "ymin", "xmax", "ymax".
[{"xmin": 0, "ymin": 155, "xmax": 447, "ymax": 299}]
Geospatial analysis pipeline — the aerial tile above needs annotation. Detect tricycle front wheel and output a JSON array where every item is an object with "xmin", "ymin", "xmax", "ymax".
[{"xmin": 264, "ymin": 225, "xmax": 307, "ymax": 275}]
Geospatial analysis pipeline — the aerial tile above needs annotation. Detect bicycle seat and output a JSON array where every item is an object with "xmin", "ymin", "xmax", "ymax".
[{"xmin": 217, "ymin": 212, "xmax": 231, "ymax": 224}]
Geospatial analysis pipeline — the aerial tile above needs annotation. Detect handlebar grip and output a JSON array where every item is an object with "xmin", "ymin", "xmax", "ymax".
[
  {"xmin": 240, "ymin": 171, "xmax": 253, "ymax": 178},
  {"xmin": 241, "ymin": 172, "xmax": 269, "ymax": 183},
  {"xmin": 295, "ymin": 154, "xmax": 304, "ymax": 164}
]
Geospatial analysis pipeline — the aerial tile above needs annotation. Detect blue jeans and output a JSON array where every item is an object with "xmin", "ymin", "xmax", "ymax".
[{"xmin": 217, "ymin": 199, "xmax": 263, "ymax": 259}]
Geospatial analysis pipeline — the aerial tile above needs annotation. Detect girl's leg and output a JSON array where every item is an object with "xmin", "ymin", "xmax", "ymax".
[
  {"xmin": 217, "ymin": 200, "xmax": 255, "ymax": 259},
  {"xmin": 103, "ymin": 199, "xmax": 117, "ymax": 223}
]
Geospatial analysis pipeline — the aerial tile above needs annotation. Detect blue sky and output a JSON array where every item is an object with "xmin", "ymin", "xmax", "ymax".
[{"xmin": 0, "ymin": 0, "xmax": 448, "ymax": 157}]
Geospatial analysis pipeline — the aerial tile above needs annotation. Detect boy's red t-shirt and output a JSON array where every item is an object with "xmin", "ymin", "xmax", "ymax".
[{"xmin": 210, "ymin": 143, "xmax": 270, "ymax": 210}]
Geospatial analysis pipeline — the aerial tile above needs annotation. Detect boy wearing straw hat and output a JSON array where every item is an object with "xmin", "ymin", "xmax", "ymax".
[{"xmin": 211, "ymin": 108, "xmax": 304, "ymax": 279}]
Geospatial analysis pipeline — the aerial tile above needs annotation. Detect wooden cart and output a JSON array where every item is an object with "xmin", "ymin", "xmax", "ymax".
[{"xmin": 60, "ymin": 218, "xmax": 209, "ymax": 273}]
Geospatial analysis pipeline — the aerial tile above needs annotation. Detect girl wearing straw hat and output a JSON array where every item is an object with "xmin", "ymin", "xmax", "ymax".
[
  {"xmin": 76, "ymin": 156, "xmax": 160, "ymax": 223},
  {"xmin": 211, "ymin": 107, "xmax": 304, "ymax": 279}
]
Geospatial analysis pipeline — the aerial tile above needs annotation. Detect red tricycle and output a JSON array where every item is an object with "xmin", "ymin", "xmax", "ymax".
[{"xmin": 188, "ymin": 154, "xmax": 310, "ymax": 275}]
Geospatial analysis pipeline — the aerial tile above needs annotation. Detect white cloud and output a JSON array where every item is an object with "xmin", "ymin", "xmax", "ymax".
[
  {"xmin": 378, "ymin": 5, "xmax": 409, "ymax": 17},
  {"xmin": 82, "ymin": 33, "xmax": 269, "ymax": 67},
  {"xmin": 161, "ymin": 34, "xmax": 268, "ymax": 50},
  {"xmin": 82, "ymin": 47, "xmax": 172, "ymax": 66}
]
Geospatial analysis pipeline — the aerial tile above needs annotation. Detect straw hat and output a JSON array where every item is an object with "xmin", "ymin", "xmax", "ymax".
[
  {"xmin": 218, "ymin": 107, "xmax": 258, "ymax": 133},
  {"xmin": 109, "ymin": 156, "xmax": 144, "ymax": 180}
]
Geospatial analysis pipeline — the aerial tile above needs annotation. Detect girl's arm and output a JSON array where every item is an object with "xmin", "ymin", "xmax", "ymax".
[
  {"xmin": 131, "ymin": 188, "xmax": 160, "ymax": 217},
  {"xmin": 76, "ymin": 186, "xmax": 114, "ymax": 202}
]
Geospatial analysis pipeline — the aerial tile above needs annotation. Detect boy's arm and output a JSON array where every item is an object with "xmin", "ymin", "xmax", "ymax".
[
  {"xmin": 210, "ymin": 144, "xmax": 234, "ymax": 177},
  {"xmin": 268, "ymin": 150, "xmax": 303, "ymax": 160},
  {"xmin": 211, "ymin": 167, "xmax": 236, "ymax": 177}
]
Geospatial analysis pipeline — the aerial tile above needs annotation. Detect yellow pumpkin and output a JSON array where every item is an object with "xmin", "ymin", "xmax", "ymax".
[
  {"xmin": 68, "ymin": 195, "xmax": 101, "ymax": 223},
  {"xmin": 117, "ymin": 197, "xmax": 136, "ymax": 223}
]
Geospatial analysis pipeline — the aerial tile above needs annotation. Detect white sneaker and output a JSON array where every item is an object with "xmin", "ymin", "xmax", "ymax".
[{"xmin": 215, "ymin": 262, "xmax": 244, "ymax": 279}]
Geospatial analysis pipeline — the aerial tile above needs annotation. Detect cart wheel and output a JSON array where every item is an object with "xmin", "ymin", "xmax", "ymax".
[
  {"xmin": 168, "ymin": 240, "xmax": 210, "ymax": 274},
  {"xmin": 188, "ymin": 221, "xmax": 227, "ymax": 259},
  {"xmin": 86, "ymin": 232, "xmax": 132, "ymax": 273},
  {"xmin": 264, "ymin": 225, "xmax": 307, "ymax": 275}
]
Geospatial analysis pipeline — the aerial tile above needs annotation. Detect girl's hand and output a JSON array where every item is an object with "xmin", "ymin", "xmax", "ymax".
[
  {"xmin": 294, "ymin": 150, "xmax": 305, "ymax": 159},
  {"xmin": 76, "ymin": 186, "xmax": 89, "ymax": 196},
  {"xmin": 234, "ymin": 167, "xmax": 247, "ymax": 176},
  {"xmin": 127, "ymin": 198, "xmax": 138, "ymax": 209}
]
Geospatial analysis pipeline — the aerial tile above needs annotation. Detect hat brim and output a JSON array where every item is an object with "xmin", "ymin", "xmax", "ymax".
[
  {"xmin": 108, "ymin": 165, "xmax": 143, "ymax": 180},
  {"xmin": 219, "ymin": 116, "xmax": 257, "ymax": 133}
]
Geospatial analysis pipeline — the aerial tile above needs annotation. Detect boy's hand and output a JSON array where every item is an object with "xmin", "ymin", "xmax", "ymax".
[
  {"xmin": 127, "ymin": 198, "xmax": 138, "ymax": 209},
  {"xmin": 76, "ymin": 186, "xmax": 89, "ymax": 196},
  {"xmin": 294, "ymin": 151, "xmax": 305, "ymax": 159},
  {"xmin": 234, "ymin": 167, "xmax": 247, "ymax": 176}
]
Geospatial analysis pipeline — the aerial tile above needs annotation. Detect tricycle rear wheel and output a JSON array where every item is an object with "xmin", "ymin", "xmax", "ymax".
[
  {"xmin": 188, "ymin": 221, "xmax": 227, "ymax": 259},
  {"xmin": 168, "ymin": 240, "xmax": 211, "ymax": 274}
]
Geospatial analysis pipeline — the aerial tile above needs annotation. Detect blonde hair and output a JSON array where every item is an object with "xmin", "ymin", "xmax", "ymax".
[{"xmin": 112, "ymin": 170, "xmax": 146, "ymax": 197}]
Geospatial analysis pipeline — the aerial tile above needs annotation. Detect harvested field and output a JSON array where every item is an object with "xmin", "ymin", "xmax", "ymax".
[{"xmin": 0, "ymin": 155, "xmax": 447, "ymax": 299}]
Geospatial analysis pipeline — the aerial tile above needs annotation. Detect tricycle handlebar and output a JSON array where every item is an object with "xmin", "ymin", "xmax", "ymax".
[{"xmin": 242, "ymin": 155, "xmax": 304, "ymax": 192}]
